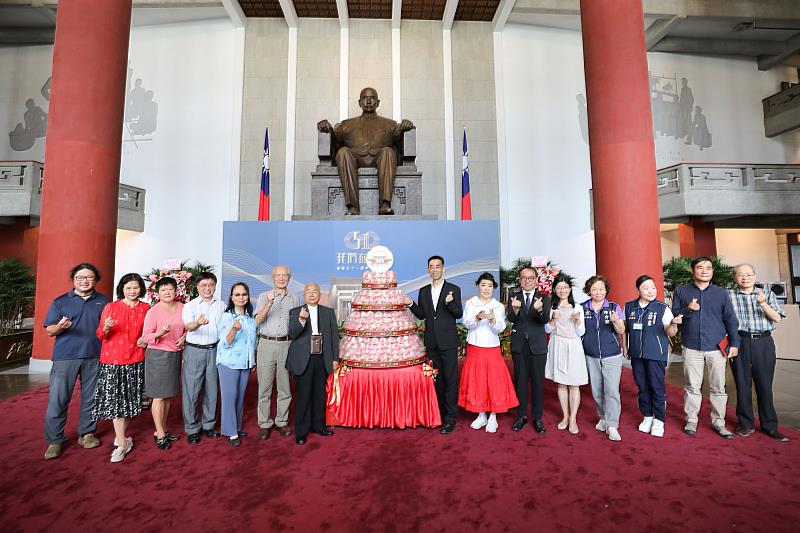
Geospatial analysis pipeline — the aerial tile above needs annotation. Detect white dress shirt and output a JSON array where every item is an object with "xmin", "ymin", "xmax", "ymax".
[
  {"xmin": 307, "ymin": 304, "xmax": 319, "ymax": 334},
  {"xmin": 463, "ymin": 297, "xmax": 506, "ymax": 348},
  {"xmin": 431, "ymin": 280, "xmax": 445, "ymax": 311},
  {"xmin": 182, "ymin": 296, "xmax": 225, "ymax": 344}
]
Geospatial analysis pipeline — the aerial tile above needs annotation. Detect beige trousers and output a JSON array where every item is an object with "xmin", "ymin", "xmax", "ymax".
[
  {"xmin": 682, "ymin": 347, "xmax": 728, "ymax": 428},
  {"xmin": 257, "ymin": 338, "xmax": 292, "ymax": 428}
]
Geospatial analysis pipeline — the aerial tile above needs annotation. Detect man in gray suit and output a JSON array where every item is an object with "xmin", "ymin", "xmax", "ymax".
[{"xmin": 286, "ymin": 283, "xmax": 339, "ymax": 445}]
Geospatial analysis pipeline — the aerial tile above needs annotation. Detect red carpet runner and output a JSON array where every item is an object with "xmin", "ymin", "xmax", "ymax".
[{"xmin": 1, "ymin": 368, "xmax": 797, "ymax": 531}]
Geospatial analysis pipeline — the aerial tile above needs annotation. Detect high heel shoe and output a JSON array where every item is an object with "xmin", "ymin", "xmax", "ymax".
[{"xmin": 155, "ymin": 436, "xmax": 172, "ymax": 450}]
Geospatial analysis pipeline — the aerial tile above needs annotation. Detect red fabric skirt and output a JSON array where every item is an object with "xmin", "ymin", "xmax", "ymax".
[
  {"xmin": 458, "ymin": 344, "xmax": 519, "ymax": 414},
  {"xmin": 326, "ymin": 366, "xmax": 442, "ymax": 429}
]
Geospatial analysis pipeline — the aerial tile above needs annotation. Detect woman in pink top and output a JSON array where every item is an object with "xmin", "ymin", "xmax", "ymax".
[{"xmin": 142, "ymin": 277, "xmax": 186, "ymax": 450}]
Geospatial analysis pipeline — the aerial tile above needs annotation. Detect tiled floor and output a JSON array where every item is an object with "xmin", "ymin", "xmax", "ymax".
[{"xmin": 3, "ymin": 358, "xmax": 798, "ymax": 430}]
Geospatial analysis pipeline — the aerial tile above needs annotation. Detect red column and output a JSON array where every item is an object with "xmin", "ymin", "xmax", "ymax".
[
  {"xmin": 581, "ymin": 0, "xmax": 664, "ymax": 301},
  {"xmin": 678, "ymin": 218, "xmax": 717, "ymax": 257},
  {"xmin": 32, "ymin": 0, "xmax": 132, "ymax": 362}
]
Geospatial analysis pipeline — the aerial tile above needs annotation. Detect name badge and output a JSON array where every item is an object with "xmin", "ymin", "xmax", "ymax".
[{"xmin": 633, "ymin": 323, "xmax": 643, "ymax": 331}]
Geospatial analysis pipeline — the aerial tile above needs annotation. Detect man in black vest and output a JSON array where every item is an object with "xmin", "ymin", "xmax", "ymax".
[
  {"xmin": 407, "ymin": 256, "xmax": 463, "ymax": 433},
  {"xmin": 508, "ymin": 266, "xmax": 552, "ymax": 433},
  {"xmin": 286, "ymin": 283, "xmax": 339, "ymax": 445}
]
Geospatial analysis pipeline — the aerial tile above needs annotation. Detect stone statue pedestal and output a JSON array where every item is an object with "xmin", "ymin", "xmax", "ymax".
[{"xmin": 300, "ymin": 129, "xmax": 432, "ymax": 220}]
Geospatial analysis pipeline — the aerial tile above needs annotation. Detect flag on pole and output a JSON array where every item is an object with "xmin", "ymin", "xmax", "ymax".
[
  {"xmin": 461, "ymin": 128, "xmax": 472, "ymax": 220},
  {"xmin": 258, "ymin": 128, "xmax": 270, "ymax": 221}
]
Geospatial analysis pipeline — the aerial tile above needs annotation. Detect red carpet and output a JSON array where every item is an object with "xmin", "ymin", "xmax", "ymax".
[{"xmin": 1, "ymin": 367, "xmax": 797, "ymax": 532}]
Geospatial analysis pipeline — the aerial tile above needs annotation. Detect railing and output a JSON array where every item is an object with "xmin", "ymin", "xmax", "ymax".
[
  {"xmin": 656, "ymin": 163, "xmax": 800, "ymax": 222},
  {"xmin": 0, "ymin": 161, "xmax": 145, "ymax": 232}
]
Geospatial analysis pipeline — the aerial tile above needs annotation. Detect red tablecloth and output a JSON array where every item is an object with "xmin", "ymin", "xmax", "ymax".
[{"xmin": 326, "ymin": 365, "xmax": 442, "ymax": 429}]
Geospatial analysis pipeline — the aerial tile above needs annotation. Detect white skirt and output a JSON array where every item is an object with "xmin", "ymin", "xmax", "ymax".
[{"xmin": 545, "ymin": 335, "xmax": 588, "ymax": 386}]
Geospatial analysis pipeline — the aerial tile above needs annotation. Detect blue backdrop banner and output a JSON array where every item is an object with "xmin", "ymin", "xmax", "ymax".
[{"xmin": 221, "ymin": 220, "xmax": 500, "ymax": 319}]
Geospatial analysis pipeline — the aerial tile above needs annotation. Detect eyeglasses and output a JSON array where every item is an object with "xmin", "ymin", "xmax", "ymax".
[
  {"xmin": 74, "ymin": 276, "xmax": 96, "ymax": 281},
  {"xmin": 520, "ymin": 276, "xmax": 536, "ymax": 281}
]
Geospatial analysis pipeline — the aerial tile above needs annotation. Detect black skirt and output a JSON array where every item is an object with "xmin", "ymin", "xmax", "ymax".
[{"xmin": 92, "ymin": 362, "xmax": 145, "ymax": 420}]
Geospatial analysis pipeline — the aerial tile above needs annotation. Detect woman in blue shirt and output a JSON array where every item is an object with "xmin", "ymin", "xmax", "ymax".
[
  {"xmin": 217, "ymin": 282, "xmax": 258, "ymax": 447},
  {"xmin": 624, "ymin": 275, "xmax": 680, "ymax": 438}
]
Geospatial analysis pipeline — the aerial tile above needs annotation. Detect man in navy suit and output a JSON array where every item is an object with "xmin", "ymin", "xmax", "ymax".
[
  {"xmin": 286, "ymin": 283, "xmax": 339, "ymax": 445},
  {"xmin": 407, "ymin": 256, "xmax": 463, "ymax": 433},
  {"xmin": 508, "ymin": 266, "xmax": 551, "ymax": 434}
]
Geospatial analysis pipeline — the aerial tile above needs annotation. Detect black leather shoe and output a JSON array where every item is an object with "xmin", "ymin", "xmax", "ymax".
[
  {"xmin": 533, "ymin": 419, "xmax": 546, "ymax": 434},
  {"xmin": 314, "ymin": 429, "xmax": 334, "ymax": 437},
  {"xmin": 295, "ymin": 436, "xmax": 307, "ymax": 445},
  {"xmin": 259, "ymin": 427, "xmax": 271, "ymax": 440},
  {"xmin": 238, "ymin": 431, "xmax": 248, "ymax": 437},
  {"xmin": 187, "ymin": 432, "xmax": 201, "ymax": 445},
  {"xmin": 229, "ymin": 437, "xmax": 241, "ymax": 447},
  {"xmin": 511, "ymin": 417, "xmax": 527, "ymax": 431},
  {"xmin": 440, "ymin": 422, "xmax": 455, "ymax": 434},
  {"xmin": 764, "ymin": 429, "xmax": 789, "ymax": 442},
  {"xmin": 203, "ymin": 430, "xmax": 221, "ymax": 439}
]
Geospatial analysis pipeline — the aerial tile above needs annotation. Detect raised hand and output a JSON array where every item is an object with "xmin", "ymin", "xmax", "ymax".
[
  {"xmin": 476, "ymin": 310, "xmax": 487, "ymax": 321},
  {"xmin": 232, "ymin": 318, "xmax": 242, "ymax": 331},
  {"xmin": 610, "ymin": 310, "xmax": 620, "ymax": 322},
  {"xmin": 400, "ymin": 119, "xmax": 414, "ymax": 131},
  {"xmin": 551, "ymin": 309, "xmax": 561, "ymax": 321},
  {"xmin": 103, "ymin": 315, "xmax": 116, "ymax": 332},
  {"xmin": 571, "ymin": 308, "xmax": 582, "ymax": 324},
  {"xmin": 159, "ymin": 322, "xmax": 171, "ymax": 336},
  {"xmin": 197, "ymin": 314, "xmax": 209, "ymax": 326},
  {"xmin": 533, "ymin": 297, "xmax": 543, "ymax": 311},
  {"xmin": 266, "ymin": 290, "xmax": 277, "ymax": 303},
  {"xmin": 688, "ymin": 298, "xmax": 700, "ymax": 311},
  {"xmin": 404, "ymin": 295, "xmax": 413, "ymax": 306},
  {"xmin": 299, "ymin": 306, "xmax": 310, "ymax": 320},
  {"xmin": 445, "ymin": 291, "xmax": 454, "ymax": 304},
  {"xmin": 755, "ymin": 289, "xmax": 766, "ymax": 305},
  {"xmin": 317, "ymin": 119, "xmax": 332, "ymax": 133},
  {"xmin": 510, "ymin": 296, "xmax": 521, "ymax": 311},
  {"xmin": 58, "ymin": 316, "xmax": 72, "ymax": 330},
  {"xmin": 672, "ymin": 314, "xmax": 683, "ymax": 325},
  {"xmin": 486, "ymin": 310, "xmax": 496, "ymax": 323}
]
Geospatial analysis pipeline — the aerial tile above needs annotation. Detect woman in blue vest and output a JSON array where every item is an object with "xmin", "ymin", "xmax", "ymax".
[
  {"xmin": 216, "ymin": 282, "xmax": 258, "ymax": 447},
  {"xmin": 624, "ymin": 275, "xmax": 680, "ymax": 438},
  {"xmin": 581, "ymin": 275, "xmax": 626, "ymax": 442}
]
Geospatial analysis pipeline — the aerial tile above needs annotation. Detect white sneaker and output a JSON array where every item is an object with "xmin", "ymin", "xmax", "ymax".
[
  {"xmin": 110, "ymin": 441, "xmax": 133, "ymax": 463},
  {"xmin": 486, "ymin": 417, "xmax": 498, "ymax": 433},
  {"xmin": 638, "ymin": 416, "xmax": 654, "ymax": 433},
  {"xmin": 470, "ymin": 413, "xmax": 488, "ymax": 430},
  {"xmin": 607, "ymin": 427, "xmax": 622, "ymax": 441},
  {"xmin": 595, "ymin": 419, "xmax": 608, "ymax": 432},
  {"xmin": 650, "ymin": 419, "xmax": 664, "ymax": 438},
  {"xmin": 113, "ymin": 436, "xmax": 133, "ymax": 448}
]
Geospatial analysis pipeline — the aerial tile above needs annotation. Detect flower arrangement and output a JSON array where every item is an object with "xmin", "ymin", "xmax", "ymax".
[{"xmin": 144, "ymin": 259, "xmax": 215, "ymax": 304}]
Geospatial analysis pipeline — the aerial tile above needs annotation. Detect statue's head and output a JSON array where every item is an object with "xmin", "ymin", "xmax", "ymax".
[{"xmin": 358, "ymin": 87, "xmax": 379, "ymax": 113}]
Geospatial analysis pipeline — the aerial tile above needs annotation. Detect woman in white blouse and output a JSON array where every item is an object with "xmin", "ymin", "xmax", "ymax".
[{"xmin": 458, "ymin": 273, "xmax": 519, "ymax": 433}]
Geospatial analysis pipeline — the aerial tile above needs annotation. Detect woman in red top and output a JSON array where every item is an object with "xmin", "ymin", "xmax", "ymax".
[{"xmin": 92, "ymin": 273, "xmax": 150, "ymax": 463}]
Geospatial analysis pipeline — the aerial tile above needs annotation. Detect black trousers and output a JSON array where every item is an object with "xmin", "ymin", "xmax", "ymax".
[
  {"xmin": 294, "ymin": 356, "xmax": 328, "ymax": 438},
  {"xmin": 512, "ymin": 343, "xmax": 546, "ymax": 421},
  {"xmin": 731, "ymin": 335, "xmax": 779, "ymax": 431},
  {"xmin": 429, "ymin": 346, "xmax": 459, "ymax": 424}
]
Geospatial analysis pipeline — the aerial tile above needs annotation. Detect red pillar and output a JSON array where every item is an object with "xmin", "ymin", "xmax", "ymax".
[
  {"xmin": 32, "ymin": 0, "xmax": 132, "ymax": 363},
  {"xmin": 581, "ymin": 0, "xmax": 664, "ymax": 301},
  {"xmin": 678, "ymin": 218, "xmax": 717, "ymax": 257}
]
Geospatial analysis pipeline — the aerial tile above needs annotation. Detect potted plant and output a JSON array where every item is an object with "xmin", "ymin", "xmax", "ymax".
[{"xmin": 0, "ymin": 257, "xmax": 36, "ymax": 367}]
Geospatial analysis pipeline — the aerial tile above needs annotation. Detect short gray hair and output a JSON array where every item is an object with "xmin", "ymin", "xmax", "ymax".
[
  {"xmin": 272, "ymin": 265, "xmax": 291, "ymax": 277},
  {"xmin": 733, "ymin": 263, "xmax": 756, "ymax": 276}
]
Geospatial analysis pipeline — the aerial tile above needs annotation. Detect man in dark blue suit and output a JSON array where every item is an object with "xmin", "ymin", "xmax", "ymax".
[
  {"xmin": 286, "ymin": 283, "xmax": 339, "ymax": 445},
  {"xmin": 507, "ymin": 266, "xmax": 551, "ymax": 433},
  {"xmin": 407, "ymin": 256, "xmax": 463, "ymax": 433}
]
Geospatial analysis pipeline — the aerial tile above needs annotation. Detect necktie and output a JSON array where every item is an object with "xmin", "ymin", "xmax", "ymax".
[{"xmin": 525, "ymin": 293, "xmax": 531, "ymax": 310}]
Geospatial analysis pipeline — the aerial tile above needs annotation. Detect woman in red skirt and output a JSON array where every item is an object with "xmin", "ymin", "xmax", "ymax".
[{"xmin": 458, "ymin": 272, "xmax": 519, "ymax": 433}]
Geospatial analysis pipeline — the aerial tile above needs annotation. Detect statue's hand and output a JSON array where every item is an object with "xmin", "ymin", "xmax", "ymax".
[
  {"xmin": 400, "ymin": 119, "xmax": 414, "ymax": 132},
  {"xmin": 317, "ymin": 119, "xmax": 332, "ymax": 133}
]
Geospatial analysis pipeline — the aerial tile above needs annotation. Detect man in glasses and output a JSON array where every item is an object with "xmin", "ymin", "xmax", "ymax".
[{"xmin": 42, "ymin": 263, "xmax": 111, "ymax": 459}]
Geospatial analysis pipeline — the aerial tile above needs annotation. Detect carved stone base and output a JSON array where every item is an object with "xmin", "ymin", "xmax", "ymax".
[{"xmin": 310, "ymin": 166, "xmax": 425, "ymax": 218}]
